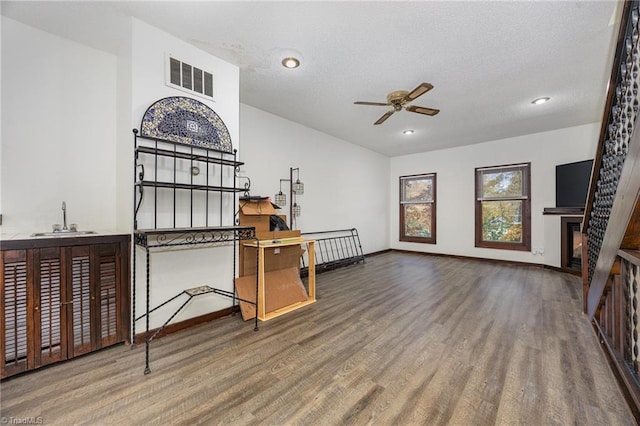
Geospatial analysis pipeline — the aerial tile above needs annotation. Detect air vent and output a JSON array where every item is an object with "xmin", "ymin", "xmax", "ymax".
[{"xmin": 166, "ymin": 55, "xmax": 214, "ymax": 100}]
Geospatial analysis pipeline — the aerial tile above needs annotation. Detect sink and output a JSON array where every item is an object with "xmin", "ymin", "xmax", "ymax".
[
  {"xmin": 31, "ymin": 230, "xmax": 97, "ymax": 237},
  {"xmin": 32, "ymin": 202, "xmax": 96, "ymax": 237}
]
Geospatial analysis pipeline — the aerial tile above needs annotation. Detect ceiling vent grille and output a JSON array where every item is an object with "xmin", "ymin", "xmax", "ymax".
[{"xmin": 166, "ymin": 55, "xmax": 214, "ymax": 100}]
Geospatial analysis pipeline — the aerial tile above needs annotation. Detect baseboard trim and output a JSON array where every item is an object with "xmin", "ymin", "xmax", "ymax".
[
  {"xmin": 543, "ymin": 264, "xmax": 582, "ymax": 276},
  {"xmin": 365, "ymin": 249, "xmax": 392, "ymax": 257},
  {"xmin": 133, "ymin": 306, "xmax": 239, "ymax": 345},
  {"xmin": 391, "ymin": 249, "xmax": 547, "ymax": 268},
  {"xmin": 391, "ymin": 248, "xmax": 582, "ymax": 277}
]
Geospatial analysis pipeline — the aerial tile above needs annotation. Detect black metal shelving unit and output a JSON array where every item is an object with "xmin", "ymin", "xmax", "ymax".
[{"xmin": 132, "ymin": 129, "xmax": 258, "ymax": 374}]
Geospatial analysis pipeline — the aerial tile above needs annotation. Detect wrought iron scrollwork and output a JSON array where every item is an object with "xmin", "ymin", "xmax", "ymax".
[
  {"xmin": 135, "ymin": 227, "xmax": 256, "ymax": 250},
  {"xmin": 235, "ymin": 167, "xmax": 252, "ymax": 198},
  {"xmin": 133, "ymin": 232, "xmax": 148, "ymax": 246},
  {"xmin": 134, "ymin": 163, "xmax": 145, "ymax": 228}
]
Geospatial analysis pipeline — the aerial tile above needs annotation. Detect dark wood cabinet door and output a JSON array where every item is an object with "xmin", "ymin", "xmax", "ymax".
[
  {"xmin": 94, "ymin": 242, "xmax": 122, "ymax": 349},
  {"xmin": 1, "ymin": 250, "xmax": 32, "ymax": 377},
  {"xmin": 1, "ymin": 248, "xmax": 68, "ymax": 376},
  {"xmin": 33, "ymin": 247, "xmax": 66, "ymax": 367},
  {"xmin": 1, "ymin": 235, "xmax": 130, "ymax": 379},
  {"xmin": 68, "ymin": 242, "xmax": 129, "ymax": 355},
  {"xmin": 68, "ymin": 245, "xmax": 93, "ymax": 357}
]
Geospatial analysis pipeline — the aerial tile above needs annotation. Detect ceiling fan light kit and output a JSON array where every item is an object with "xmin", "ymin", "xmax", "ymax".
[{"xmin": 354, "ymin": 82, "xmax": 440, "ymax": 125}]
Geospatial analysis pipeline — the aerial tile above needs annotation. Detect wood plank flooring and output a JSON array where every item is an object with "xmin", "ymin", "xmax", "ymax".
[{"xmin": 1, "ymin": 251, "xmax": 635, "ymax": 425}]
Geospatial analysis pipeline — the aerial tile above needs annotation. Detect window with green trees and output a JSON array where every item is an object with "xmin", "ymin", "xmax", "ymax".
[
  {"xmin": 400, "ymin": 173, "xmax": 436, "ymax": 244},
  {"xmin": 475, "ymin": 163, "xmax": 531, "ymax": 251}
]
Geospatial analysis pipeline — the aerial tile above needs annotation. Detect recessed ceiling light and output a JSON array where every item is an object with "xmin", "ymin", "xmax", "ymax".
[
  {"xmin": 531, "ymin": 97, "xmax": 550, "ymax": 105},
  {"xmin": 402, "ymin": 129, "xmax": 415, "ymax": 135},
  {"xmin": 281, "ymin": 57, "xmax": 300, "ymax": 69}
]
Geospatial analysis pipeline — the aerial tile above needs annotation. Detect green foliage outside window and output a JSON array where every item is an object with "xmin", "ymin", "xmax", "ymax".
[
  {"xmin": 476, "ymin": 163, "xmax": 530, "ymax": 250},
  {"xmin": 400, "ymin": 173, "xmax": 436, "ymax": 243},
  {"xmin": 481, "ymin": 200, "xmax": 522, "ymax": 242},
  {"xmin": 480, "ymin": 169, "xmax": 524, "ymax": 242},
  {"xmin": 404, "ymin": 204, "xmax": 432, "ymax": 238},
  {"xmin": 403, "ymin": 177, "xmax": 433, "ymax": 202},
  {"xmin": 481, "ymin": 170, "xmax": 522, "ymax": 198}
]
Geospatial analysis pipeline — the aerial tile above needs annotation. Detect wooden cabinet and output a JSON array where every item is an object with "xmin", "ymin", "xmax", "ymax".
[{"xmin": 1, "ymin": 234, "xmax": 129, "ymax": 378}]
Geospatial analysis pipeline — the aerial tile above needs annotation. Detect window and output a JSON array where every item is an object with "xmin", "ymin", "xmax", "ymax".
[
  {"xmin": 400, "ymin": 173, "xmax": 436, "ymax": 243},
  {"xmin": 475, "ymin": 163, "xmax": 531, "ymax": 251}
]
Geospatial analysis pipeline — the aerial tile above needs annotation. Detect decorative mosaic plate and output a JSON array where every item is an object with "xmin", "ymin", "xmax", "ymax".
[{"xmin": 139, "ymin": 96, "xmax": 233, "ymax": 152}]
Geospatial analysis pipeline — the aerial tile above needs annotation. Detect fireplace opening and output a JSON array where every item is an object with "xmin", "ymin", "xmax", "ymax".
[{"xmin": 561, "ymin": 216, "xmax": 583, "ymax": 272}]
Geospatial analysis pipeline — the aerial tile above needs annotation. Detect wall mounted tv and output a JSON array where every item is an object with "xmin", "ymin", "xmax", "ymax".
[{"xmin": 555, "ymin": 159, "xmax": 594, "ymax": 209}]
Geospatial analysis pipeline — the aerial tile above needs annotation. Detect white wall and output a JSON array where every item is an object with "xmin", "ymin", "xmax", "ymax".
[
  {"xmin": 129, "ymin": 19, "xmax": 242, "ymax": 330},
  {"xmin": 115, "ymin": 18, "xmax": 133, "ymax": 234},
  {"xmin": 0, "ymin": 17, "xmax": 245, "ymax": 330},
  {"xmin": 130, "ymin": 19, "xmax": 239, "ymax": 150},
  {"xmin": 239, "ymin": 104, "xmax": 390, "ymax": 255},
  {"xmin": 1, "ymin": 17, "xmax": 117, "ymax": 234},
  {"xmin": 1, "ymin": 16, "xmax": 4, "ymax": 224},
  {"xmin": 390, "ymin": 123, "xmax": 599, "ymax": 267},
  {"xmin": 128, "ymin": 18, "xmax": 240, "ymax": 231}
]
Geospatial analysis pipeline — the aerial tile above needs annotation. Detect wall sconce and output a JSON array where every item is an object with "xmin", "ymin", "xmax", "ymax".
[{"xmin": 274, "ymin": 167, "xmax": 304, "ymax": 229}]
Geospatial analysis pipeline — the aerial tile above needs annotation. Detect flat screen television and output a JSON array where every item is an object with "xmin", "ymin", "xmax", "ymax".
[{"xmin": 555, "ymin": 159, "xmax": 593, "ymax": 209}]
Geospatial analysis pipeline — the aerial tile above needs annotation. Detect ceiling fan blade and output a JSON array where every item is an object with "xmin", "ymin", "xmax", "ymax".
[
  {"xmin": 406, "ymin": 105, "xmax": 440, "ymax": 116},
  {"xmin": 404, "ymin": 82, "xmax": 434, "ymax": 102},
  {"xmin": 374, "ymin": 110, "xmax": 394, "ymax": 125},
  {"xmin": 354, "ymin": 101, "xmax": 390, "ymax": 106}
]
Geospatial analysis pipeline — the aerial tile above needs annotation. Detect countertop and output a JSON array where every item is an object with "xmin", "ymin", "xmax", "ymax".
[
  {"xmin": 1, "ymin": 230, "xmax": 128, "ymax": 241},
  {"xmin": 1, "ymin": 230, "xmax": 130, "ymax": 250}
]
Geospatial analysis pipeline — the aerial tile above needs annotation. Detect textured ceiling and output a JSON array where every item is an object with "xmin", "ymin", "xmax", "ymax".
[{"xmin": 1, "ymin": 1, "xmax": 620, "ymax": 157}]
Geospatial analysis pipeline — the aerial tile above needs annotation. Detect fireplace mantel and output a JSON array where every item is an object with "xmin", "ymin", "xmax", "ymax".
[{"xmin": 543, "ymin": 207, "xmax": 585, "ymax": 215}]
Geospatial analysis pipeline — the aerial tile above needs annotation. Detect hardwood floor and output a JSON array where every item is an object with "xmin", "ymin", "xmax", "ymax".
[{"xmin": 1, "ymin": 251, "xmax": 635, "ymax": 425}]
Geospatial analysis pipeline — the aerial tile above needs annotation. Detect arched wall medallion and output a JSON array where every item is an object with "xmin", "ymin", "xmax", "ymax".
[{"xmin": 139, "ymin": 96, "xmax": 233, "ymax": 152}]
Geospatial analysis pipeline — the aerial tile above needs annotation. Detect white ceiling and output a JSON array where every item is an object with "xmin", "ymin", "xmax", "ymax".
[{"xmin": 1, "ymin": 1, "xmax": 620, "ymax": 157}]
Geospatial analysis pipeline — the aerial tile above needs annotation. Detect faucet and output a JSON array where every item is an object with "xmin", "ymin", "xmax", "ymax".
[{"xmin": 62, "ymin": 201, "xmax": 68, "ymax": 231}]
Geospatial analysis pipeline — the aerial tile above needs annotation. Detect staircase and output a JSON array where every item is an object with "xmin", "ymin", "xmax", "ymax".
[{"xmin": 584, "ymin": 0, "xmax": 640, "ymax": 417}]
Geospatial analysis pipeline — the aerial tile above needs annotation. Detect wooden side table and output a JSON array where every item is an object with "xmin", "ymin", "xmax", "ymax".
[{"xmin": 242, "ymin": 238, "xmax": 316, "ymax": 320}]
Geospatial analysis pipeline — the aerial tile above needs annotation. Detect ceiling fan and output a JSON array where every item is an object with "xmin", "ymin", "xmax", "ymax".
[{"xmin": 354, "ymin": 82, "xmax": 440, "ymax": 125}]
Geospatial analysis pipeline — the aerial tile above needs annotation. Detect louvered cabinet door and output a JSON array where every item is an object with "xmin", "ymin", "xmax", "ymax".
[
  {"xmin": 94, "ymin": 243, "xmax": 123, "ymax": 349},
  {"xmin": 1, "ymin": 250, "xmax": 33, "ymax": 378},
  {"xmin": 68, "ymin": 246, "xmax": 93, "ymax": 357},
  {"xmin": 1, "ymin": 235, "xmax": 130, "ymax": 378},
  {"xmin": 67, "ymin": 242, "xmax": 128, "ymax": 356},
  {"xmin": 33, "ymin": 247, "xmax": 66, "ymax": 367}
]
